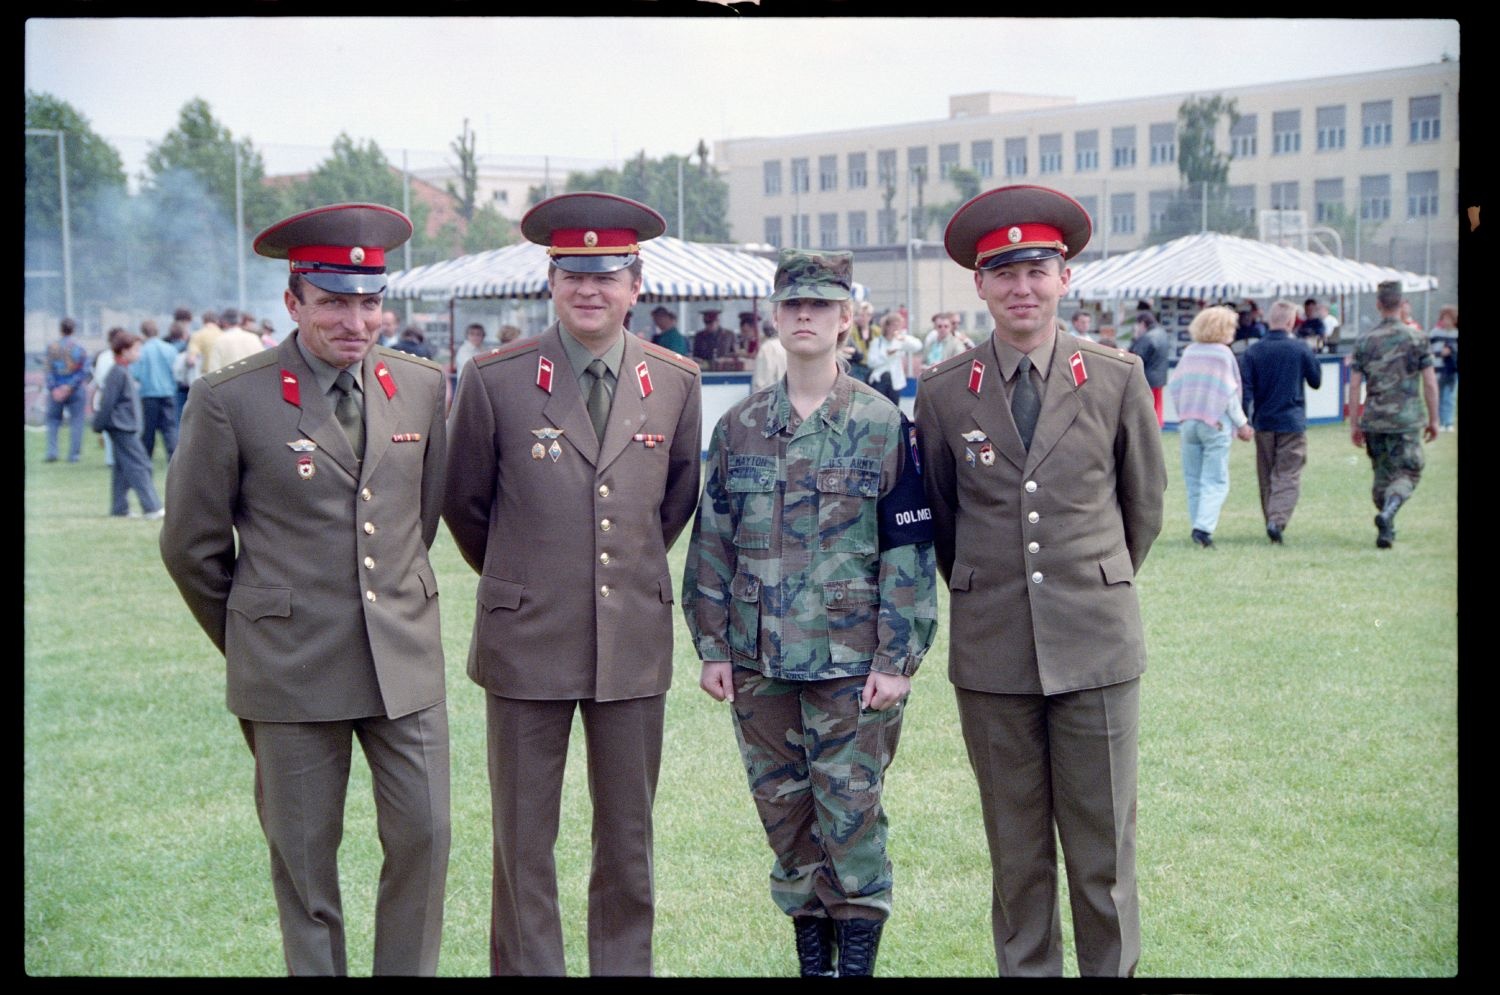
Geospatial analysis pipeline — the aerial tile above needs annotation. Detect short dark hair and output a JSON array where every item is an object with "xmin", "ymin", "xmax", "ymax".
[
  {"xmin": 173, "ymin": 307, "xmax": 193, "ymax": 323},
  {"xmin": 202, "ymin": 310, "xmax": 219, "ymax": 325},
  {"xmin": 466, "ymin": 323, "xmax": 486, "ymax": 336},
  {"xmin": 140, "ymin": 319, "xmax": 159, "ymax": 338},
  {"xmin": 60, "ymin": 318, "xmax": 77, "ymax": 336},
  {"xmin": 288, "ymin": 273, "xmax": 305, "ymax": 302},
  {"xmin": 110, "ymin": 330, "xmax": 142, "ymax": 355}
]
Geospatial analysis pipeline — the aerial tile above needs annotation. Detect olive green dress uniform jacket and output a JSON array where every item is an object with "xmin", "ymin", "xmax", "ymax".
[
  {"xmin": 160, "ymin": 334, "xmax": 449, "ymax": 721},
  {"xmin": 443, "ymin": 325, "xmax": 703, "ymax": 702},
  {"xmin": 914, "ymin": 331, "xmax": 1166, "ymax": 695}
]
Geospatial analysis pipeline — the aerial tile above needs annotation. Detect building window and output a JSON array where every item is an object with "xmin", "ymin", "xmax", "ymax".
[
  {"xmin": 1149, "ymin": 122, "xmax": 1176, "ymax": 166},
  {"xmin": 847, "ymin": 211, "xmax": 867, "ymax": 247},
  {"xmin": 972, "ymin": 140, "xmax": 993, "ymax": 179},
  {"xmin": 1111, "ymin": 126, "xmax": 1137, "ymax": 169},
  {"xmin": 790, "ymin": 158, "xmax": 810, "ymax": 194},
  {"xmin": 939, "ymin": 143, "xmax": 959, "ymax": 180},
  {"xmin": 848, "ymin": 152, "xmax": 867, "ymax": 189},
  {"xmin": 819, "ymin": 155, "xmax": 837, "ymax": 192},
  {"xmin": 1228, "ymin": 185, "xmax": 1256, "ymax": 223},
  {"xmin": 877, "ymin": 149, "xmax": 897, "ymax": 187},
  {"xmin": 1004, "ymin": 137, "xmax": 1027, "ymax": 178},
  {"xmin": 1269, "ymin": 181, "xmax": 1300, "ymax": 211},
  {"xmin": 1315, "ymin": 105, "xmax": 1346, "ymax": 151},
  {"xmin": 1359, "ymin": 174, "xmax": 1391, "ymax": 221},
  {"xmin": 794, "ymin": 214, "xmax": 810, "ymax": 246},
  {"xmin": 1410, "ymin": 95, "xmax": 1441, "ymax": 143},
  {"xmin": 877, "ymin": 208, "xmax": 898, "ymax": 245},
  {"xmin": 764, "ymin": 216, "xmax": 782, "ymax": 248},
  {"xmin": 1314, "ymin": 178, "xmax": 1345, "ymax": 222},
  {"xmin": 1230, "ymin": 114, "xmax": 1257, "ymax": 158},
  {"xmin": 1075, "ymin": 130, "xmax": 1099, "ymax": 172},
  {"xmin": 818, "ymin": 212, "xmax": 839, "ymax": 248},
  {"xmin": 1362, "ymin": 101, "xmax": 1393, "ymax": 147},
  {"xmin": 1148, "ymin": 190, "xmax": 1174, "ymax": 232},
  {"xmin": 1110, "ymin": 192, "xmax": 1136, "ymax": 235},
  {"xmin": 1272, "ymin": 110, "xmax": 1301, "ymax": 155},
  {"xmin": 907, "ymin": 145, "xmax": 928, "ymax": 183},
  {"xmin": 763, "ymin": 161, "xmax": 782, "ymax": 196},
  {"xmin": 1407, "ymin": 171, "xmax": 1439, "ymax": 218},
  {"xmin": 1076, "ymin": 195, "xmax": 1099, "ymax": 233},
  {"xmin": 1038, "ymin": 133, "xmax": 1062, "ymax": 174}
]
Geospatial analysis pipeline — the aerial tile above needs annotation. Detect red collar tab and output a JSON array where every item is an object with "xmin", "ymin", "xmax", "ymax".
[
  {"xmin": 546, "ymin": 228, "xmax": 640, "ymax": 257},
  {"xmin": 537, "ymin": 355, "xmax": 555, "ymax": 393},
  {"xmin": 288, "ymin": 244, "xmax": 386, "ymax": 269},
  {"xmin": 975, "ymin": 223, "xmax": 1066, "ymax": 267},
  {"xmin": 1068, "ymin": 350, "xmax": 1088, "ymax": 388},
  {"xmin": 374, "ymin": 361, "xmax": 396, "ymax": 399},
  {"xmin": 635, "ymin": 360, "xmax": 653, "ymax": 399},
  {"xmin": 281, "ymin": 370, "xmax": 300, "ymax": 407},
  {"xmin": 968, "ymin": 359, "xmax": 986, "ymax": 396}
]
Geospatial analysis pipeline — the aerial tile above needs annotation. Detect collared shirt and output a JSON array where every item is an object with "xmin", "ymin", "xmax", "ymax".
[
  {"xmin": 295, "ymin": 334, "xmax": 365, "ymax": 401},
  {"xmin": 132, "ymin": 337, "xmax": 179, "ymax": 398},
  {"xmin": 558, "ymin": 327, "xmax": 624, "ymax": 404},
  {"xmin": 991, "ymin": 332, "xmax": 1054, "ymax": 410}
]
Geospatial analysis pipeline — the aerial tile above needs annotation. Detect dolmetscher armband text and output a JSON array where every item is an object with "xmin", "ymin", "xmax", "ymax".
[{"xmin": 878, "ymin": 415, "xmax": 935, "ymax": 549}]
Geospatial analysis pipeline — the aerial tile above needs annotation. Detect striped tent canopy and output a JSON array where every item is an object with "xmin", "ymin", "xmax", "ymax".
[
  {"xmin": 387, "ymin": 236, "xmax": 864, "ymax": 303},
  {"xmin": 1066, "ymin": 232, "xmax": 1438, "ymax": 302}
]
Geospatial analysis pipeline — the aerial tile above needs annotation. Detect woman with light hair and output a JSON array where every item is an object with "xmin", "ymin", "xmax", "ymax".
[{"xmin": 1166, "ymin": 305, "xmax": 1253, "ymax": 547}]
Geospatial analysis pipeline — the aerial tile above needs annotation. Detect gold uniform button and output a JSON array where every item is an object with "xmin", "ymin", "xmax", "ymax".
[
  {"xmin": 361, "ymin": 488, "xmax": 372, "ymax": 501},
  {"xmin": 1031, "ymin": 571, "xmax": 1044, "ymax": 584},
  {"xmin": 1025, "ymin": 480, "xmax": 1038, "ymax": 493},
  {"xmin": 598, "ymin": 484, "xmax": 611, "ymax": 497},
  {"xmin": 363, "ymin": 556, "xmax": 375, "ymax": 569},
  {"xmin": 363, "ymin": 522, "xmax": 375, "ymax": 535},
  {"xmin": 1027, "ymin": 511, "xmax": 1039, "ymax": 524},
  {"xmin": 600, "ymin": 518, "xmax": 612, "ymax": 532},
  {"xmin": 600, "ymin": 585, "xmax": 612, "ymax": 597},
  {"xmin": 599, "ymin": 552, "xmax": 611, "ymax": 565},
  {"xmin": 1028, "ymin": 541, "xmax": 1040, "ymax": 554},
  {"xmin": 366, "ymin": 590, "xmax": 377, "ymax": 602}
]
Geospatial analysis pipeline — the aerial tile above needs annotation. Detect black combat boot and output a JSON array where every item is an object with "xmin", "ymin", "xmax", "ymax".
[
  {"xmin": 833, "ymin": 918, "xmax": 884, "ymax": 977},
  {"xmin": 1375, "ymin": 494, "xmax": 1405, "ymax": 549},
  {"xmin": 793, "ymin": 916, "xmax": 836, "ymax": 977}
]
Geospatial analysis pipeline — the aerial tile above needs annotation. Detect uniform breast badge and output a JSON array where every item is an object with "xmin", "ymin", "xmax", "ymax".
[
  {"xmin": 979, "ymin": 443, "xmax": 995, "ymax": 466},
  {"xmin": 296, "ymin": 456, "xmax": 315, "ymax": 479},
  {"xmin": 632, "ymin": 433, "xmax": 666, "ymax": 449},
  {"xmin": 532, "ymin": 427, "xmax": 565, "ymax": 462},
  {"xmin": 287, "ymin": 439, "xmax": 317, "ymax": 452},
  {"xmin": 965, "ymin": 447, "xmax": 977, "ymax": 468},
  {"xmin": 961, "ymin": 430, "xmax": 987, "ymax": 443}
]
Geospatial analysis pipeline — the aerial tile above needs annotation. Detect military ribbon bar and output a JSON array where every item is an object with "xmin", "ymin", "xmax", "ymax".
[
  {"xmin": 968, "ymin": 359, "xmax": 985, "ymax": 396},
  {"xmin": 1068, "ymin": 351, "xmax": 1088, "ymax": 388},
  {"xmin": 374, "ymin": 361, "xmax": 397, "ymax": 399},
  {"xmin": 636, "ymin": 361, "xmax": 653, "ymax": 399},
  {"xmin": 537, "ymin": 355, "xmax": 554, "ymax": 394},
  {"xmin": 280, "ymin": 370, "xmax": 300, "ymax": 407}
]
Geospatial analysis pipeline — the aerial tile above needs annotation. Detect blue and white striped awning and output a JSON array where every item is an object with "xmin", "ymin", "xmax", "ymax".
[
  {"xmin": 388, "ymin": 236, "xmax": 864, "ymax": 303},
  {"xmin": 1067, "ymin": 232, "xmax": 1439, "ymax": 302}
]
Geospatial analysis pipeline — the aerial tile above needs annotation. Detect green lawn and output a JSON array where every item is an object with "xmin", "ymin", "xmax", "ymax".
[{"xmin": 23, "ymin": 420, "xmax": 1457, "ymax": 977}]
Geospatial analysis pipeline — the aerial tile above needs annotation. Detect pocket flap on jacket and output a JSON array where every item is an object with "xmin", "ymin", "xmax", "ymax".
[
  {"xmin": 730, "ymin": 571, "xmax": 761, "ymax": 603},
  {"xmin": 1099, "ymin": 548, "xmax": 1135, "ymax": 586},
  {"xmin": 226, "ymin": 584, "xmax": 291, "ymax": 621},
  {"xmin": 418, "ymin": 566, "xmax": 439, "ymax": 599},
  {"xmin": 477, "ymin": 576, "xmax": 524, "ymax": 612},
  {"xmin": 823, "ymin": 578, "xmax": 879, "ymax": 607},
  {"xmin": 949, "ymin": 562, "xmax": 976, "ymax": 592}
]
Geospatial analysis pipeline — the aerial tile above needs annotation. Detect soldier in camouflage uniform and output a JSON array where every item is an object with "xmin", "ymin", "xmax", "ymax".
[
  {"xmin": 683, "ymin": 249, "xmax": 938, "ymax": 977},
  {"xmin": 1349, "ymin": 280, "xmax": 1440, "ymax": 548}
]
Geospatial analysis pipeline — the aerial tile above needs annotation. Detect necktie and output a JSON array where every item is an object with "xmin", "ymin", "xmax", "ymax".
[
  {"xmin": 334, "ymin": 370, "xmax": 364, "ymax": 461},
  {"xmin": 585, "ymin": 359, "xmax": 610, "ymax": 442},
  {"xmin": 1012, "ymin": 356, "xmax": 1040, "ymax": 450}
]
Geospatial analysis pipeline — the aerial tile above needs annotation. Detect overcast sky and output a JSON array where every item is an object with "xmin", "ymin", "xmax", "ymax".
[{"xmin": 26, "ymin": 16, "xmax": 1461, "ymax": 180}]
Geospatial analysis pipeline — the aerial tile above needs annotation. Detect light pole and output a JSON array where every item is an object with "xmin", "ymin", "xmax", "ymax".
[{"xmin": 25, "ymin": 128, "xmax": 73, "ymax": 317}]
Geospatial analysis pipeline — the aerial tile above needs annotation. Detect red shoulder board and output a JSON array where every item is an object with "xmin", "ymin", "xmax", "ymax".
[
  {"xmin": 374, "ymin": 361, "xmax": 397, "ymax": 399},
  {"xmin": 537, "ymin": 355, "xmax": 554, "ymax": 393},
  {"xmin": 635, "ymin": 360, "xmax": 653, "ymax": 399},
  {"xmin": 1068, "ymin": 351, "xmax": 1088, "ymax": 388},
  {"xmin": 281, "ymin": 370, "xmax": 300, "ymax": 407},
  {"xmin": 968, "ymin": 359, "xmax": 985, "ymax": 396}
]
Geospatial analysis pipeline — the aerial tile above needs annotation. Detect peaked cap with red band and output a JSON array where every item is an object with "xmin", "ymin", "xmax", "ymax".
[
  {"xmin": 522, "ymin": 192, "xmax": 666, "ymax": 274},
  {"xmin": 254, "ymin": 202, "xmax": 413, "ymax": 295},
  {"xmin": 943, "ymin": 185, "xmax": 1092, "ymax": 271}
]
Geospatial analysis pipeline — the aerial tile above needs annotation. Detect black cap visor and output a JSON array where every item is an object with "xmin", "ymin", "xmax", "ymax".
[
  {"xmin": 978, "ymin": 246, "xmax": 1065, "ymax": 270},
  {"xmin": 301, "ymin": 267, "xmax": 389, "ymax": 296},
  {"xmin": 551, "ymin": 253, "xmax": 637, "ymax": 274}
]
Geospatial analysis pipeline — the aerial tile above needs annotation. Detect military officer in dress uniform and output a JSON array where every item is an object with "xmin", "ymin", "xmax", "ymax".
[
  {"xmin": 443, "ymin": 192, "xmax": 702, "ymax": 977},
  {"xmin": 160, "ymin": 203, "xmax": 451, "ymax": 975},
  {"xmin": 913, "ymin": 185, "xmax": 1166, "ymax": 977}
]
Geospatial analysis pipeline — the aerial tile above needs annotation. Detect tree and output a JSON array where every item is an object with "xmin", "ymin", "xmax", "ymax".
[
  {"xmin": 1147, "ymin": 95, "xmax": 1254, "ymax": 244},
  {"xmin": 144, "ymin": 98, "xmax": 283, "ymax": 233},
  {"xmin": 300, "ymin": 133, "xmax": 405, "ymax": 208},
  {"xmin": 447, "ymin": 119, "xmax": 479, "ymax": 222},
  {"xmin": 529, "ymin": 147, "xmax": 731, "ymax": 242},
  {"xmin": 463, "ymin": 202, "xmax": 514, "ymax": 254},
  {"xmin": 923, "ymin": 166, "xmax": 981, "ymax": 237}
]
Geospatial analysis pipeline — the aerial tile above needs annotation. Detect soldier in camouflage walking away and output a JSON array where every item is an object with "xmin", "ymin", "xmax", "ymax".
[
  {"xmin": 684, "ymin": 249, "xmax": 938, "ymax": 977},
  {"xmin": 1348, "ymin": 280, "xmax": 1440, "ymax": 548}
]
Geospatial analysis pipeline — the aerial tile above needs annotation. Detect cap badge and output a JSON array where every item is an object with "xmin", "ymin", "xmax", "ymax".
[
  {"xmin": 349, "ymin": 246, "xmax": 366, "ymax": 265},
  {"xmin": 1008, "ymin": 227, "xmax": 1023, "ymax": 244},
  {"xmin": 583, "ymin": 230, "xmax": 599, "ymax": 248}
]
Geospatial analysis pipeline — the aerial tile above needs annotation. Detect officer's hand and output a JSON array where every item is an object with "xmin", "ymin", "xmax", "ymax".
[
  {"xmin": 861, "ymin": 671, "xmax": 911, "ymax": 711},
  {"xmin": 700, "ymin": 662, "xmax": 735, "ymax": 702}
]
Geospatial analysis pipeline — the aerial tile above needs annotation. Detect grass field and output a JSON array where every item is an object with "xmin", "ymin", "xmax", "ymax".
[{"xmin": 23, "ymin": 419, "xmax": 1457, "ymax": 977}]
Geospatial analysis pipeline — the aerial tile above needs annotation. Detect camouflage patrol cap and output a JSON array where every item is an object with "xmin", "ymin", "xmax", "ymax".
[
  {"xmin": 768, "ymin": 248, "xmax": 854, "ymax": 302},
  {"xmin": 1376, "ymin": 280, "xmax": 1403, "ymax": 309}
]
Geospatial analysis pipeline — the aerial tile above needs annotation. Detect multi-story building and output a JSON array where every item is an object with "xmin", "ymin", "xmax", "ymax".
[{"xmin": 716, "ymin": 61, "xmax": 1459, "ymax": 331}]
